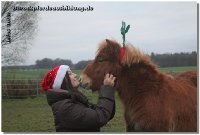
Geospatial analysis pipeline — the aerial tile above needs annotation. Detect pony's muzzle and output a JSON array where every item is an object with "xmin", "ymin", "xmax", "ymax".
[{"xmin": 79, "ymin": 74, "xmax": 92, "ymax": 89}]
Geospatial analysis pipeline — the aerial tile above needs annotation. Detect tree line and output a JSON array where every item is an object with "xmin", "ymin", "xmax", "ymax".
[
  {"xmin": 150, "ymin": 51, "xmax": 197, "ymax": 67},
  {"xmin": 2, "ymin": 51, "xmax": 197, "ymax": 70},
  {"xmin": 35, "ymin": 58, "xmax": 92, "ymax": 69}
]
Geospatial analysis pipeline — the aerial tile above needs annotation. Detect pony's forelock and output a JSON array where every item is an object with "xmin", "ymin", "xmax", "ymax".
[
  {"xmin": 96, "ymin": 39, "xmax": 121, "ymax": 55},
  {"xmin": 96, "ymin": 40, "xmax": 107, "ymax": 55}
]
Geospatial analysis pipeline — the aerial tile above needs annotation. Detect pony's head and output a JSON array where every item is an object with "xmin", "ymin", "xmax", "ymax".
[
  {"xmin": 80, "ymin": 39, "xmax": 154, "ymax": 91},
  {"xmin": 80, "ymin": 39, "xmax": 121, "ymax": 91}
]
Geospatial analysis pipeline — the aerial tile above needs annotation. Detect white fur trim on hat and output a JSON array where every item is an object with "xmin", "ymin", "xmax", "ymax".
[{"xmin": 53, "ymin": 65, "xmax": 69, "ymax": 89}]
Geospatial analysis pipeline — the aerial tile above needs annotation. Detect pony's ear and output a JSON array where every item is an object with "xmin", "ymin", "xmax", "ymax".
[{"xmin": 106, "ymin": 39, "xmax": 113, "ymax": 45}]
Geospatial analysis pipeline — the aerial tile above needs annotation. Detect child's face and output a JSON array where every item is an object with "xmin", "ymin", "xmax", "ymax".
[{"xmin": 67, "ymin": 69, "xmax": 80, "ymax": 88}]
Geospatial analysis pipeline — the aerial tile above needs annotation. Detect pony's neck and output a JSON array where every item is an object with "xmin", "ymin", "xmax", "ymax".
[{"xmin": 116, "ymin": 61, "xmax": 161, "ymax": 107}]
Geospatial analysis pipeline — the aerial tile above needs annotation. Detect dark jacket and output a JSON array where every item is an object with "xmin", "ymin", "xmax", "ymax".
[{"xmin": 45, "ymin": 85, "xmax": 115, "ymax": 132}]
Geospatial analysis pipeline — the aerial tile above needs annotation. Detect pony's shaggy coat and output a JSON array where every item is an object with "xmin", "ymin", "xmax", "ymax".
[{"xmin": 81, "ymin": 39, "xmax": 197, "ymax": 132}]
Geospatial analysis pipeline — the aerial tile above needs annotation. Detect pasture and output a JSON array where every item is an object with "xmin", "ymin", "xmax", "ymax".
[
  {"xmin": 2, "ymin": 91, "xmax": 126, "ymax": 132},
  {"xmin": 2, "ymin": 66, "xmax": 197, "ymax": 132}
]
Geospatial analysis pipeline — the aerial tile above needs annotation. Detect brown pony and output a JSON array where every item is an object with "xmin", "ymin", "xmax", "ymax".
[{"xmin": 80, "ymin": 39, "xmax": 197, "ymax": 132}]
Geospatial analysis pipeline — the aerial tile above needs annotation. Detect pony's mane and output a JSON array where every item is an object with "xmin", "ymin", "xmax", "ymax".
[
  {"xmin": 122, "ymin": 43, "xmax": 155, "ymax": 67},
  {"xmin": 97, "ymin": 39, "xmax": 156, "ymax": 68}
]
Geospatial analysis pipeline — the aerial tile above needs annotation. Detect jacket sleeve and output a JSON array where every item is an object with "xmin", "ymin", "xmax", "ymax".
[
  {"xmin": 58, "ymin": 85, "xmax": 115, "ymax": 129},
  {"xmin": 96, "ymin": 85, "xmax": 116, "ymax": 122}
]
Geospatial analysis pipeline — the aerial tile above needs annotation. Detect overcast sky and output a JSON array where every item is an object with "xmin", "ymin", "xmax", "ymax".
[{"xmin": 25, "ymin": 1, "xmax": 197, "ymax": 65}]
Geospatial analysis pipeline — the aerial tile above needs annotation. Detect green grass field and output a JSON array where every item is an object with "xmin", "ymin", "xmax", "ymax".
[
  {"xmin": 159, "ymin": 66, "xmax": 197, "ymax": 73},
  {"xmin": 2, "ymin": 93, "xmax": 126, "ymax": 132},
  {"xmin": 2, "ymin": 66, "xmax": 197, "ymax": 132}
]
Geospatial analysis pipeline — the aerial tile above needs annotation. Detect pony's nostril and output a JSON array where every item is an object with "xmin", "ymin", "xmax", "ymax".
[{"xmin": 79, "ymin": 74, "xmax": 91, "ymax": 89}]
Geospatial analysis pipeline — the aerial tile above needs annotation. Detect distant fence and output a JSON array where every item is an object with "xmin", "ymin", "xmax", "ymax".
[
  {"xmin": 1, "ymin": 68, "xmax": 83, "ymax": 99},
  {"xmin": 2, "ymin": 79, "xmax": 45, "ymax": 98}
]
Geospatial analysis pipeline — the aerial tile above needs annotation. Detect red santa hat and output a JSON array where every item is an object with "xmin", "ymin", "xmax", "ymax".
[{"xmin": 41, "ymin": 65, "xmax": 70, "ymax": 90}]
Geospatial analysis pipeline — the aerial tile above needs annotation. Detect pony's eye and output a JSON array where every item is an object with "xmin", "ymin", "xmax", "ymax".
[{"xmin": 98, "ymin": 57, "xmax": 104, "ymax": 63}]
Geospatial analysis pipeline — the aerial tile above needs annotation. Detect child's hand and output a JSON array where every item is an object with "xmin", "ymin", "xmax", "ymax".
[{"xmin": 103, "ymin": 73, "xmax": 116, "ymax": 87}]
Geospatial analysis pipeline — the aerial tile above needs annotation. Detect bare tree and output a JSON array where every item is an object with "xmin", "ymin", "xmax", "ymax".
[{"xmin": 1, "ymin": 1, "xmax": 38, "ymax": 65}]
